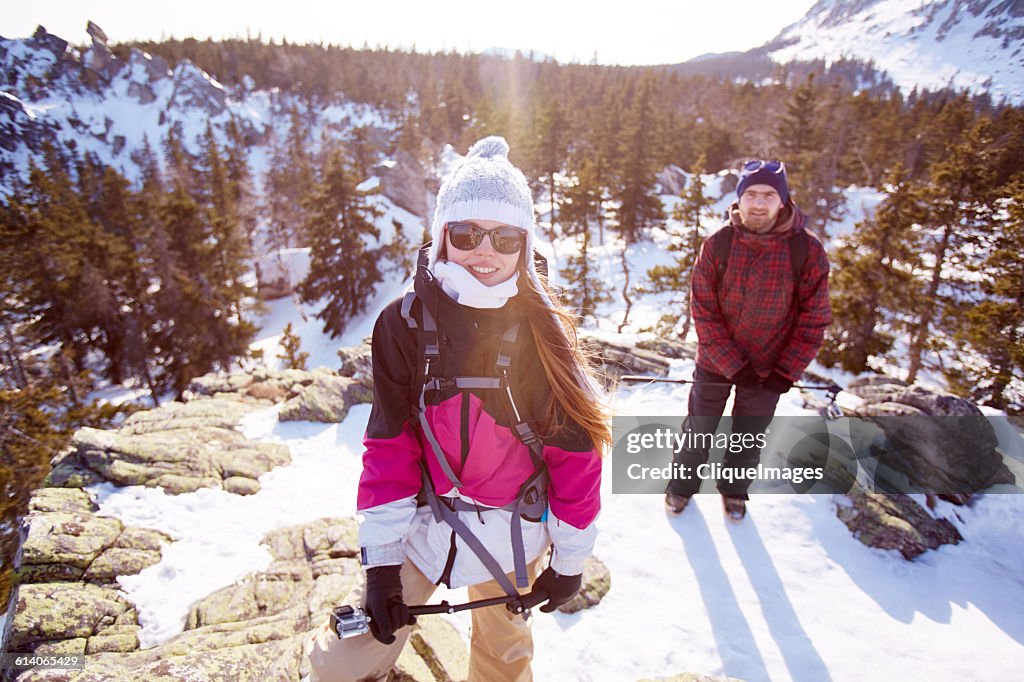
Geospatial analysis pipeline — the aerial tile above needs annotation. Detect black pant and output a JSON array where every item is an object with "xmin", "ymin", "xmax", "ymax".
[{"xmin": 666, "ymin": 365, "xmax": 781, "ymax": 498}]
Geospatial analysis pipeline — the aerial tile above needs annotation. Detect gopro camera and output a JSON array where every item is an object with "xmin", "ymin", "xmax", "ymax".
[{"xmin": 331, "ymin": 605, "xmax": 371, "ymax": 639}]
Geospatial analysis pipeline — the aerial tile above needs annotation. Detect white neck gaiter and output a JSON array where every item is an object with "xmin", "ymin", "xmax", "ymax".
[{"xmin": 432, "ymin": 260, "xmax": 519, "ymax": 309}]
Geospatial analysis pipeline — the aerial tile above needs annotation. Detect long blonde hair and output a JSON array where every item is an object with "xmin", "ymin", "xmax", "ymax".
[{"xmin": 517, "ymin": 264, "xmax": 612, "ymax": 454}]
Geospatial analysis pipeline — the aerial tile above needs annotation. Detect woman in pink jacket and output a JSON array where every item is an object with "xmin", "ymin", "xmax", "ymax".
[{"xmin": 307, "ymin": 136, "xmax": 609, "ymax": 682}]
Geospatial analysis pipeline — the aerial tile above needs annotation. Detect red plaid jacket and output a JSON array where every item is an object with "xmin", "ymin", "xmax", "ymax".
[{"xmin": 691, "ymin": 202, "xmax": 831, "ymax": 381}]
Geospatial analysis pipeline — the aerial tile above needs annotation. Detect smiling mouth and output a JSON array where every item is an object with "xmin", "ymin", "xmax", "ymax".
[{"xmin": 469, "ymin": 265, "xmax": 498, "ymax": 275}]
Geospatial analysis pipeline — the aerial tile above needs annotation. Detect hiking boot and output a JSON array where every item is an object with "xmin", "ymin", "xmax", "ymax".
[
  {"xmin": 665, "ymin": 493, "xmax": 691, "ymax": 515},
  {"xmin": 722, "ymin": 495, "xmax": 746, "ymax": 523}
]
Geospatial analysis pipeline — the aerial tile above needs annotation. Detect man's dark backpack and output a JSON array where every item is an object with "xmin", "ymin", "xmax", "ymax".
[{"xmin": 712, "ymin": 224, "xmax": 809, "ymax": 288}]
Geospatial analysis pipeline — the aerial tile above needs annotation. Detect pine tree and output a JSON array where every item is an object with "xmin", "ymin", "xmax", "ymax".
[
  {"xmin": 775, "ymin": 74, "xmax": 846, "ymax": 237},
  {"xmin": 297, "ymin": 143, "xmax": 384, "ymax": 338},
  {"xmin": 645, "ymin": 155, "xmax": 716, "ymax": 338},
  {"xmin": 558, "ymin": 158, "xmax": 609, "ymax": 320},
  {"xmin": 148, "ymin": 139, "xmax": 257, "ymax": 398},
  {"xmin": 821, "ymin": 166, "xmax": 926, "ymax": 373},
  {"xmin": 906, "ymin": 120, "xmax": 997, "ymax": 383},
  {"xmin": 223, "ymin": 118, "xmax": 260, "ymax": 252},
  {"xmin": 530, "ymin": 95, "xmax": 570, "ymax": 238},
  {"xmin": 944, "ymin": 181, "xmax": 1024, "ymax": 409},
  {"xmin": 276, "ymin": 322, "xmax": 309, "ymax": 370},
  {"xmin": 265, "ymin": 105, "xmax": 314, "ymax": 254},
  {"xmin": 611, "ymin": 75, "xmax": 666, "ymax": 244}
]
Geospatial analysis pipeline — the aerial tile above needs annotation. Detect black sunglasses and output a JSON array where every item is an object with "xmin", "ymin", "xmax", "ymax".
[{"xmin": 446, "ymin": 221, "xmax": 526, "ymax": 255}]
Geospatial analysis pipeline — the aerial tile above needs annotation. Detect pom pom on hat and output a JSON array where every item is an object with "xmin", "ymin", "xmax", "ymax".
[
  {"xmin": 466, "ymin": 136, "xmax": 510, "ymax": 159},
  {"xmin": 429, "ymin": 136, "xmax": 537, "ymax": 272}
]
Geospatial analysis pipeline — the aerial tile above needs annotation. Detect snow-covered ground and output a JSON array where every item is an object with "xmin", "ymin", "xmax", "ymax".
[{"xmin": 84, "ymin": 178, "xmax": 1024, "ymax": 680}]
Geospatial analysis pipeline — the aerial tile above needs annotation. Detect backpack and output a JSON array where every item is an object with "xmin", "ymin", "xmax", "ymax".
[
  {"xmin": 397, "ymin": 246, "xmax": 549, "ymax": 597},
  {"xmin": 712, "ymin": 223, "xmax": 809, "ymax": 288}
]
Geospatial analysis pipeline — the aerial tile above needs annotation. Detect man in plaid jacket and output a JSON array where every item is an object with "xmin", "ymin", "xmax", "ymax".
[{"xmin": 665, "ymin": 160, "xmax": 832, "ymax": 521}]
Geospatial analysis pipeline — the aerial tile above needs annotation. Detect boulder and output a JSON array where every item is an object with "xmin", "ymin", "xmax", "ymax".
[
  {"xmin": 636, "ymin": 336, "xmax": 697, "ymax": 361},
  {"xmin": 45, "ymin": 394, "xmax": 291, "ymax": 496},
  {"xmin": 83, "ymin": 22, "xmax": 121, "ymax": 83},
  {"xmin": 375, "ymin": 150, "xmax": 429, "ymax": 217},
  {"xmin": 656, "ymin": 164, "xmax": 689, "ymax": 196},
  {"xmin": 187, "ymin": 367, "xmax": 314, "ymax": 402},
  {"xmin": 255, "ymin": 248, "xmax": 311, "ymax": 300},
  {"xmin": 21, "ymin": 512, "xmax": 123, "ymax": 572},
  {"xmin": 337, "ymin": 339, "xmax": 374, "ymax": 389},
  {"xmin": 7, "ymin": 514, "xmax": 469, "ymax": 681},
  {"xmin": 9, "ymin": 582, "xmax": 139, "ymax": 653},
  {"xmin": 27, "ymin": 488, "xmax": 96, "ymax": 515},
  {"xmin": 834, "ymin": 492, "xmax": 963, "ymax": 560},
  {"xmin": 279, "ymin": 374, "xmax": 373, "ymax": 423},
  {"xmin": 18, "ymin": 494, "xmax": 170, "ymax": 585},
  {"xmin": 558, "ymin": 555, "xmax": 611, "ymax": 614},
  {"xmin": 409, "ymin": 616, "xmax": 470, "ymax": 682},
  {"xmin": 846, "ymin": 381, "xmax": 1014, "ymax": 493}
]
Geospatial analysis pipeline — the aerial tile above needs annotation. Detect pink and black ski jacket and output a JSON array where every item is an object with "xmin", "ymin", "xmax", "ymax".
[{"xmin": 356, "ymin": 268, "xmax": 602, "ymax": 587}]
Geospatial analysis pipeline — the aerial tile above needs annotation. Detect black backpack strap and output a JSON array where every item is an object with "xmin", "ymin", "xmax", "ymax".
[
  {"xmin": 788, "ymin": 228, "xmax": 809, "ymax": 285},
  {"xmin": 712, "ymin": 225, "xmax": 734, "ymax": 286}
]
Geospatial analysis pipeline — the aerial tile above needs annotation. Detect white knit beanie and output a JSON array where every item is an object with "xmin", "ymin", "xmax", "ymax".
[{"xmin": 428, "ymin": 136, "xmax": 537, "ymax": 274}]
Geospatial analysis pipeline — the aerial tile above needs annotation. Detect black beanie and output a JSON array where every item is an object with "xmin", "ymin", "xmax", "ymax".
[{"xmin": 737, "ymin": 160, "xmax": 789, "ymax": 203}]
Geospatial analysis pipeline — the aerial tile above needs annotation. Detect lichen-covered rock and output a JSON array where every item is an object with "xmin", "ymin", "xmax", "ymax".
[
  {"xmin": 337, "ymin": 339, "xmax": 373, "ymax": 388},
  {"xmin": 27, "ymin": 488, "xmax": 97, "ymax": 515},
  {"xmin": 186, "ymin": 567, "xmax": 313, "ymax": 630},
  {"xmin": 279, "ymin": 374, "xmax": 373, "ymax": 423},
  {"xmin": 409, "ymin": 615, "xmax": 470, "ymax": 682},
  {"xmin": 834, "ymin": 492, "xmax": 963, "ymax": 560},
  {"xmin": 845, "ymin": 381, "xmax": 1013, "ymax": 493},
  {"xmin": 83, "ymin": 547, "xmax": 162, "ymax": 582},
  {"xmin": 46, "ymin": 403, "xmax": 291, "ymax": 496},
  {"xmin": 18, "ymin": 634, "xmax": 308, "ymax": 682},
  {"xmin": 185, "ymin": 371, "xmax": 255, "ymax": 396},
  {"xmin": 302, "ymin": 518, "xmax": 360, "ymax": 562},
  {"xmin": 21, "ymin": 512, "xmax": 123, "ymax": 571},
  {"xmin": 18, "ymin": 492, "xmax": 171, "ymax": 590},
  {"xmin": 10, "ymin": 582, "xmax": 138, "ymax": 652},
  {"xmin": 558, "ymin": 555, "xmax": 611, "ymax": 614},
  {"xmin": 307, "ymin": 572, "xmax": 359, "ymax": 622},
  {"xmin": 117, "ymin": 395, "xmax": 257, "ymax": 433}
]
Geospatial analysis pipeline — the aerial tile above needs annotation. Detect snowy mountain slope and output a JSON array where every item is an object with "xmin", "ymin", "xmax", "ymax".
[
  {"xmin": 0, "ymin": 26, "xmax": 395, "ymax": 200},
  {"xmin": 765, "ymin": 0, "xmax": 1024, "ymax": 103}
]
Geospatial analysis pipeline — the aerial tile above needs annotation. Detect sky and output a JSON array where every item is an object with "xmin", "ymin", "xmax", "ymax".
[{"xmin": 3, "ymin": 0, "xmax": 819, "ymax": 66}]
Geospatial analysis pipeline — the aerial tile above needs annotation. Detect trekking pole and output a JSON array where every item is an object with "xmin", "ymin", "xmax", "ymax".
[
  {"xmin": 619, "ymin": 375, "xmax": 845, "ymax": 420},
  {"xmin": 331, "ymin": 594, "xmax": 530, "ymax": 639},
  {"xmin": 620, "ymin": 375, "xmax": 842, "ymax": 392}
]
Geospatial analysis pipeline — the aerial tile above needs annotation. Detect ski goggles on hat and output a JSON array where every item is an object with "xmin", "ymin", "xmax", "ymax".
[
  {"xmin": 446, "ymin": 221, "xmax": 526, "ymax": 254},
  {"xmin": 741, "ymin": 159, "xmax": 786, "ymax": 176}
]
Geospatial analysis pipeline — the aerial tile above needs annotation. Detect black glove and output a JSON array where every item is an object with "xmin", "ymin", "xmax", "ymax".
[
  {"xmin": 762, "ymin": 371, "xmax": 794, "ymax": 394},
  {"xmin": 523, "ymin": 567, "xmax": 582, "ymax": 613},
  {"xmin": 730, "ymin": 363, "xmax": 761, "ymax": 387},
  {"xmin": 364, "ymin": 565, "xmax": 415, "ymax": 644}
]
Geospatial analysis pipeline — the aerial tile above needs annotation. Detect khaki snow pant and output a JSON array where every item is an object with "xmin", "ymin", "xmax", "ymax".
[{"xmin": 306, "ymin": 558, "xmax": 541, "ymax": 682}]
